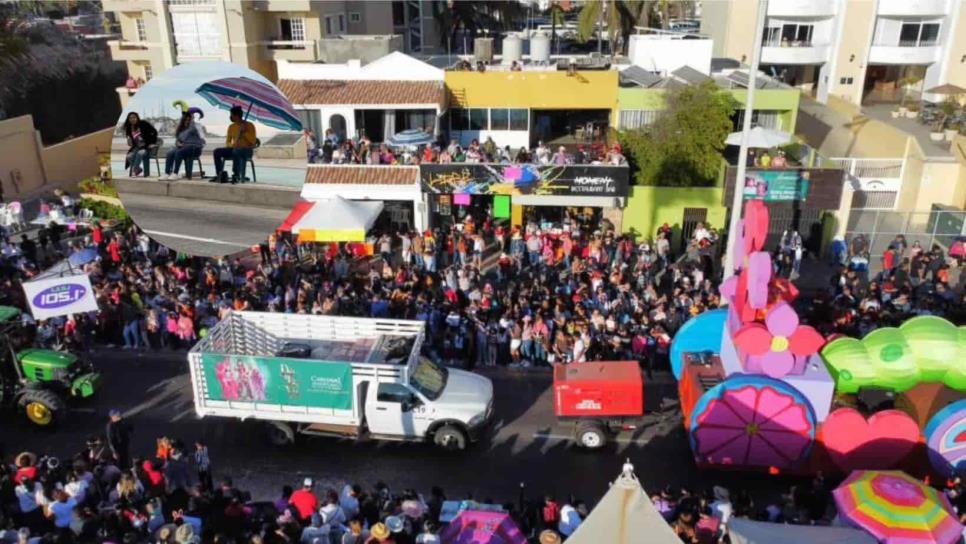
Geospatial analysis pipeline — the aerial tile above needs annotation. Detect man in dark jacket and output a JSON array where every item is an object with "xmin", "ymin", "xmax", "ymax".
[{"xmin": 106, "ymin": 409, "xmax": 132, "ymax": 469}]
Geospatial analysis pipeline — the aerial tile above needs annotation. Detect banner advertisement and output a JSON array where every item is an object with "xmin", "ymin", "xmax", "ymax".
[
  {"xmin": 201, "ymin": 354, "xmax": 353, "ymax": 410},
  {"xmin": 22, "ymin": 273, "xmax": 99, "ymax": 320},
  {"xmin": 420, "ymin": 164, "xmax": 629, "ymax": 197},
  {"xmin": 742, "ymin": 170, "xmax": 810, "ymax": 201}
]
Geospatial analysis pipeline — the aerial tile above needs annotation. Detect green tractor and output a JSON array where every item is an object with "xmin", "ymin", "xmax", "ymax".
[{"xmin": 0, "ymin": 305, "xmax": 101, "ymax": 426}]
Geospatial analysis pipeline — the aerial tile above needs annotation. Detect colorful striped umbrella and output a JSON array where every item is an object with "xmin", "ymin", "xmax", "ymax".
[
  {"xmin": 833, "ymin": 470, "xmax": 963, "ymax": 544},
  {"xmin": 195, "ymin": 77, "xmax": 302, "ymax": 131}
]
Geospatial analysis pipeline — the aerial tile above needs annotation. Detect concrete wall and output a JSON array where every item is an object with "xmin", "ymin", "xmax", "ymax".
[
  {"xmin": 826, "ymin": 0, "xmax": 875, "ymax": 106},
  {"xmin": 0, "ymin": 116, "xmax": 112, "ymax": 201},
  {"xmin": 622, "ymin": 186, "xmax": 727, "ymax": 246},
  {"xmin": 317, "ymin": 35, "xmax": 404, "ymax": 63},
  {"xmin": 916, "ymin": 157, "xmax": 966, "ymax": 210}
]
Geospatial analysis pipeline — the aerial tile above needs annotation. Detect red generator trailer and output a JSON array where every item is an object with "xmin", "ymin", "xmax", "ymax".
[{"xmin": 553, "ymin": 361, "xmax": 644, "ymax": 449}]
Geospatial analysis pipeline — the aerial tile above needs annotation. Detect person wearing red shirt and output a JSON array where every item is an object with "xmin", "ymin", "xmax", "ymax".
[
  {"xmin": 289, "ymin": 478, "xmax": 319, "ymax": 521},
  {"xmin": 107, "ymin": 235, "xmax": 121, "ymax": 264}
]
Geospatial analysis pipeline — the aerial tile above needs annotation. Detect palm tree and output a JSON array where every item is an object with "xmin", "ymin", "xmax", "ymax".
[
  {"xmin": 576, "ymin": 0, "xmax": 648, "ymax": 55},
  {"xmin": 432, "ymin": 1, "xmax": 525, "ymax": 54},
  {"xmin": 549, "ymin": 1, "xmax": 567, "ymax": 54}
]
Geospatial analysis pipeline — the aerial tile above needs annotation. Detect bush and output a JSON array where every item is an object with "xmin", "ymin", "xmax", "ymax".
[
  {"xmin": 79, "ymin": 198, "xmax": 128, "ymax": 222},
  {"xmin": 77, "ymin": 177, "xmax": 118, "ymax": 198}
]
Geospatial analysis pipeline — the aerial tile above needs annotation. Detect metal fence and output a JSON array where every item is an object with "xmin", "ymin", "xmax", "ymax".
[{"xmin": 845, "ymin": 208, "xmax": 966, "ymax": 263}]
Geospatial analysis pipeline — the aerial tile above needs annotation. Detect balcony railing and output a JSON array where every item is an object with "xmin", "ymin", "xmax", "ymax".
[
  {"xmin": 763, "ymin": 39, "xmax": 828, "ymax": 48},
  {"xmin": 265, "ymin": 40, "xmax": 312, "ymax": 50},
  {"xmin": 874, "ymin": 39, "xmax": 939, "ymax": 47},
  {"xmin": 167, "ymin": 0, "xmax": 215, "ymax": 5}
]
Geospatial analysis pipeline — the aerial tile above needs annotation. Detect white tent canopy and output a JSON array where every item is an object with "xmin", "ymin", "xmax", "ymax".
[
  {"xmin": 291, "ymin": 196, "xmax": 384, "ymax": 242},
  {"xmin": 725, "ymin": 126, "xmax": 793, "ymax": 148},
  {"xmin": 728, "ymin": 518, "xmax": 877, "ymax": 544},
  {"xmin": 566, "ymin": 463, "xmax": 680, "ymax": 544}
]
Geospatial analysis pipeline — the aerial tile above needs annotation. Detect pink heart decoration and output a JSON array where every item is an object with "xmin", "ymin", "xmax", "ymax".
[{"xmin": 821, "ymin": 408, "xmax": 920, "ymax": 472}]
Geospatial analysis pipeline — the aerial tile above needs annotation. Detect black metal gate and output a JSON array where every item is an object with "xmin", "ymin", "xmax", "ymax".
[
  {"xmin": 766, "ymin": 207, "xmax": 824, "ymax": 254},
  {"xmin": 680, "ymin": 207, "xmax": 708, "ymax": 252}
]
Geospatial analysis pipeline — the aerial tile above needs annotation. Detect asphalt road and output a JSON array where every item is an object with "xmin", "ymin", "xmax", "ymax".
[
  {"xmin": 0, "ymin": 350, "xmax": 804, "ymax": 506},
  {"xmin": 117, "ymin": 193, "xmax": 289, "ymax": 257}
]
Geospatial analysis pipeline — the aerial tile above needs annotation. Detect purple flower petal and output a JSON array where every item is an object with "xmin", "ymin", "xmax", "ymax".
[
  {"xmin": 765, "ymin": 301, "xmax": 799, "ymax": 337},
  {"xmin": 760, "ymin": 349, "xmax": 795, "ymax": 378},
  {"xmin": 747, "ymin": 252, "xmax": 772, "ymax": 309}
]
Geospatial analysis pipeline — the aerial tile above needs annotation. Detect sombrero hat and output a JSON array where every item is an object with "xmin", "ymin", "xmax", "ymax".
[{"xmin": 370, "ymin": 523, "xmax": 391, "ymax": 541}]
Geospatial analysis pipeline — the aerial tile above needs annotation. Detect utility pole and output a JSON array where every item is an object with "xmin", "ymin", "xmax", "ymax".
[{"xmin": 723, "ymin": 0, "xmax": 767, "ymax": 279}]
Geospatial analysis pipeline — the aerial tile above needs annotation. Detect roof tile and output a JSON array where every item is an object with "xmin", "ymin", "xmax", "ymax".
[
  {"xmin": 278, "ymin": 80, "xmax": 444, "ymax": 106},
  {"xmin": 305, "ymin": 166, "xmax": 419, "ymax": 185}
]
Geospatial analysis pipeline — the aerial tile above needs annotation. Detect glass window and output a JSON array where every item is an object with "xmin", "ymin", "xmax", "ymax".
[
  {"xmin": 392, "ymin": 0, "xmax": 405, "ymax": 26},
  {"xmin": 377, "ymin": 383, "xmax": 413, "ymax": 403},
  {"xmin": 171, "ymin": 12, "xmax": 222, "ymax": 58},
  {"xmin": 338, "ymin": 14, "xmax": 345, "ymax": 32},
  {"xmin": 143, "ymin": 63, "xmax": 153, "ymax": 81},
  {"xmin": 280, "ymin": 18, "xmax": 305, "ymax": 41},
  {"xmin": 763, "ymin": 26, "xmax": 779, "ymax": 45},
  {"xmin": 490, "ymin": 108, "xmax": 509, "ymax": 130},
  {"xmin": 325, "ymin": 16, "xmax": 333, "ymax": 35},
  {"xmin": 449, "ymin": 109, "xmax": 468, "ymax": 131},
  {"xmin": 899, "ymin": 23, "xmax": 920, "ymax": 45},
  {"xmin": 920, "ymin": 23, "xmax": 940, "ymax": 45},
  {"xmin": 349, "ymin": 12, "xmax": 361, "ymax": 23},
  {"xmin": 509, "ymin": 109, "xmax": 528, "ymax": 131},
  {"xmin": 795, "ymin": 25, "xmax": 813, "ymax": 44},
  {"xmin": 134, "ymin": 17, "xmax": 147, "ymax": 42},
  {"xmin": 410, "ymin": 357, "xmax": 447, "ymax": 400},
  {"xmin": 469, "ymin": 109, "xmax": 488, "ymax": 130}
]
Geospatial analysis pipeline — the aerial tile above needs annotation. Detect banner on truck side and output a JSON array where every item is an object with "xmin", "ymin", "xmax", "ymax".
[
  {"xmin": 200, "ymin": 354, "xmax": 353, "ymax": 410},
  {"xmin": 22, "ymin": 273, "xmax": 99, "ymax": 320}
]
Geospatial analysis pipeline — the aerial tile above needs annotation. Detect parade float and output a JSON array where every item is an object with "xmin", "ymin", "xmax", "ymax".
[{"xmin": 671, "ymin": 199, "xmax": 965, "ymax": 476}]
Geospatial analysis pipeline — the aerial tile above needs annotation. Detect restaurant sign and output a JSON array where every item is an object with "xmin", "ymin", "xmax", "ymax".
[{"xmin": 420, "ymin": 164, "xmax": 629, "ymax": 197}]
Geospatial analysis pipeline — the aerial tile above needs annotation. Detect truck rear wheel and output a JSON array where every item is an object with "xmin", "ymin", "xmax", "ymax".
[
  {"xmin": 266, "ymin": 421, "xmax": 295, "ymax": 446},
  {"xmin": 19, "ymin": 390, "xmax": 65, "ymax": 427},
  {"xmin": 575, "ymin": 420, "xmax": 608, "ymax": 450},
  {"xmin": 433, "ymin": 424, "xmax": 467, "ymax": 451}
]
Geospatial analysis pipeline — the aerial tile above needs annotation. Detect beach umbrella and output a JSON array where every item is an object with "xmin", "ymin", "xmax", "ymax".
[
  {"xmin": 195, "ymin": 77, "xmax": 302, "ymax": 131},
  {"xmin": 385, "ymin": 128, "xmax": 434, "ymax": 148},
  {"xmin": 725, "ymin": 126, "xmax": 792, "ymax": 148},
  {"xmin": 924, "ymin": 84, "xmax": 966, "ymax": 96},
  {"xmin": 833, "ymin": 470, "xmax": 963, "ymax": 544},
  {"xmin": 68, "ymin": 248, "xmax": 98, "ymax": 267},
  {"xmin": 437, "ymin": 510, "xmax": 526, "ymax": 544}
]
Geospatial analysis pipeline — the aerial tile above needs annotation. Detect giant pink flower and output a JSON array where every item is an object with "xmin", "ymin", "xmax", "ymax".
[{"xmin": 732, "ymin": 302, "xmax": 825, "ymax": 378}]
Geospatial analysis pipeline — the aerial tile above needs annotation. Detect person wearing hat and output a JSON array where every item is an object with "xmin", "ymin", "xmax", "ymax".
[
  {"xmin": 366, "ymin": 522, "xmax": 393, "ymax": 543},
  {"xmin": 539, "ymin": 529, "xmax": 561, "ymax": 544},
  {"xmin": 710, "ymin": 485, "xmax": 733, "ymax": 529},
  {"xmin": 289, "ymin": 478, "xmax": 319, "ymax": 522},
  {"xmin": 106, "ymin": 409, "xmax": 132, "ymax": 469},
  {"xmin": 212, "ymin": 105, "xmax": 257, "ymax": 184}
]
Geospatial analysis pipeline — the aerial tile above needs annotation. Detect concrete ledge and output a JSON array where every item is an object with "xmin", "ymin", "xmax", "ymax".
[{"xmin": 116, "ymin": 177, "xmax": 300, "ymax": 209}]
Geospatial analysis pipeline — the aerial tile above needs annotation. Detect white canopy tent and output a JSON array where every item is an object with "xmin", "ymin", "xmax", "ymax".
[
  {"xmin": 566, "ymin": 463, "xmax": 680, "ymax": 544},
  {"xmin": 728, "ymin": 518, "xmax": 877, "ymax": 544},
  {"xmin": 291, "ymin": 196, "xmax": 384, "ymax": 242},
  {"xmin": 725, "ymin": 126, "xmax": 792, "ymax": 148}
]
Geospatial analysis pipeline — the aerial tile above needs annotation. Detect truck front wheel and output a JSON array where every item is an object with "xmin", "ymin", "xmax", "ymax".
[
  {"xmin": 433, "ymin": 425, "xmax": 467, "ymax": 451},
  {"xmin": 575, "ymin": 421, "xmax": 608, "ymax": 450},
  {"xmin": 18, "ymin": 390, "xmax": 65, "ymax": 427}
]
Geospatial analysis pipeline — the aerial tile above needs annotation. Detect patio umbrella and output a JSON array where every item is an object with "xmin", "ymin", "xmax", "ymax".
[
  {"xmin": 291, "ymin": 196, "xmax": 384, "ymax": 242},
  {"xmin": 833, "ymin": 470, "xmax": 963, "ymax": 544},
  {"xmin": 386, "ymin": 128, "xmax": 434, "ymax": 148},
  {"xmin": 195, "ymin": 77, "xmax": 302, "ymax": 131},
  {"xmin": 68, "ymin": 248, "xmax": 98, "ymax": 267},
  {"xmin": 725, "ymin": 126, "xmax": 792, "ymax": 148},
  {"xmin": 437, "ymin": 510, "xmax": 526, "ymax": 544},
  {"xmin": 924, "ymin": 84, "xmax": 966, "ymax": 96}
]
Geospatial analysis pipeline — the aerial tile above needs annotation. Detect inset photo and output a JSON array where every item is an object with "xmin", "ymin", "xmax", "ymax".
[{"xmin": 112, "ymin": 61, "xmax": 305, "ymax": 257}]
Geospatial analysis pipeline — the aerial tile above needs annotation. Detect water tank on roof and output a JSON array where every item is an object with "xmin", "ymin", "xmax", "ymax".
[
  {"xmin": 531, "ymin": 31, "xmax": 550, "ymax": 64},
  {"xmin": 502, "ymin": 33, "xmax": 522, "ymax": 64},
  {"xmin": 474, "ymin": 37, "xmax": 494, "ymax": 64}
]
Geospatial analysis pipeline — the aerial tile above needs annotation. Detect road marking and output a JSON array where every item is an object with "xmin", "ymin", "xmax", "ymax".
[
  {"xmin": 141, "ymin": 230, "xmax": 251, "ymax": 248},
  {"xmin": 531, "ymin": 431, "xmax": 646, "ymax": 445}
]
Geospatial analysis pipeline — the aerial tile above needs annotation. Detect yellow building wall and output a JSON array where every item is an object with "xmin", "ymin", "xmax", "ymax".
[
  {"xmin": 445, "ymin": 71, "xmax": 619, "ymax": 110},
  {"xmin": 943, "ymin": 1, "xmax": 966, "ymax": 90},
  {"xmin": 40, "ymin": 128, "xmax": 114, "ymax": 188},
  {"xmin": 828, "ymin": 1, "xmax": 876, "ymax": 106}
]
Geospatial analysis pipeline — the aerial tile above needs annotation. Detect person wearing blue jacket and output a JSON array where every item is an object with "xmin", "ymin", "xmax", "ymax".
[{"xmin": 162, "ymin": 111, "xmax": 206, "ymax": 180}]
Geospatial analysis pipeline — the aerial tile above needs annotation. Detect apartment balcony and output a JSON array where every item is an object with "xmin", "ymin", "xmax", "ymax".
[
  {"xmin": 262, "ymin": 40, "xmax": 318, "ymax": 62},
  {"xmin": 251, "ymin": 0, "xmax": 313, "ymax": 12},
  {"xmin": 108, "ymin": 39, "xmax": 156, "ymax": 61},
  {"xmin": 767, "ymin": 0, "xmax": 836, "ymax": 18},
  {"xmin": 877, "ymin": 0, "xmax": 948, "ymax": 17},
  {"xmin": 761, "ymin": 41, "xmax": 830, "ymax": 64},
  {"xmin": 100, "ymin": 0, "xmax": 155, "ymax": 12},
  {"xmin": 868, "ymin": 41, "xmax": 941, "ymax": 65}
]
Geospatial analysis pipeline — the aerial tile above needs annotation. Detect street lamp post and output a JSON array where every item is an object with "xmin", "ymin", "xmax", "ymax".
[{"xmin": 723, "ymin": 0, "xmax": 768, "ymax": 279}]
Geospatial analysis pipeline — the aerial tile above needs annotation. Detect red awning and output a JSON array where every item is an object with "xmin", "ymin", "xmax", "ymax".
[{"xmin": 277, "ymin": 200, "xmax": 314, "ymax": 232}]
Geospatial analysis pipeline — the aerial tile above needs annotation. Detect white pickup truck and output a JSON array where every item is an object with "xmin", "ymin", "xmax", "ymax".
[{"xmin": 188, "ymin": 311, "xmax": 494, "ymax": 450}]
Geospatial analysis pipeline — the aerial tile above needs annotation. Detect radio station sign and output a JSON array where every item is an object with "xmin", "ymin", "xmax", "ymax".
[
  {"xmin": 22, "ymin": 273, "xmax": 99, "ymax": 320},
  {"xmin": 420, "ymin": 164, "xmax": 629, "ymax": 198}
]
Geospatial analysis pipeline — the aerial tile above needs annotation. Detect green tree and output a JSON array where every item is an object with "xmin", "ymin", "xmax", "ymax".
[{"xmin": 619, "ymin": 81, "xmax": 736, "ymax": 187}]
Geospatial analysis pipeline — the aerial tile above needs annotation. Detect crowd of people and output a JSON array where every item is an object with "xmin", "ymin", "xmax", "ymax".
[{"xmin": 306, "ymin": 132, "xmax": 627, "ymax": 168}]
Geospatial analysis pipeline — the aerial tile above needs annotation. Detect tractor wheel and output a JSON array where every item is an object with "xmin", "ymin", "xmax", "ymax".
[
  {"xmin": 575, "ymin": 420, "xmax": 609, "ymax": 450},
  {"xmin": 18, "ymin": 389, "xmax": 65, "ymax": 427}
]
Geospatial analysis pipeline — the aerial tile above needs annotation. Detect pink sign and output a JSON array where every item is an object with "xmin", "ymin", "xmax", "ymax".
[{"xmin": 453, "ymin": 193, "xmax": 471, "ymax": 206}]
